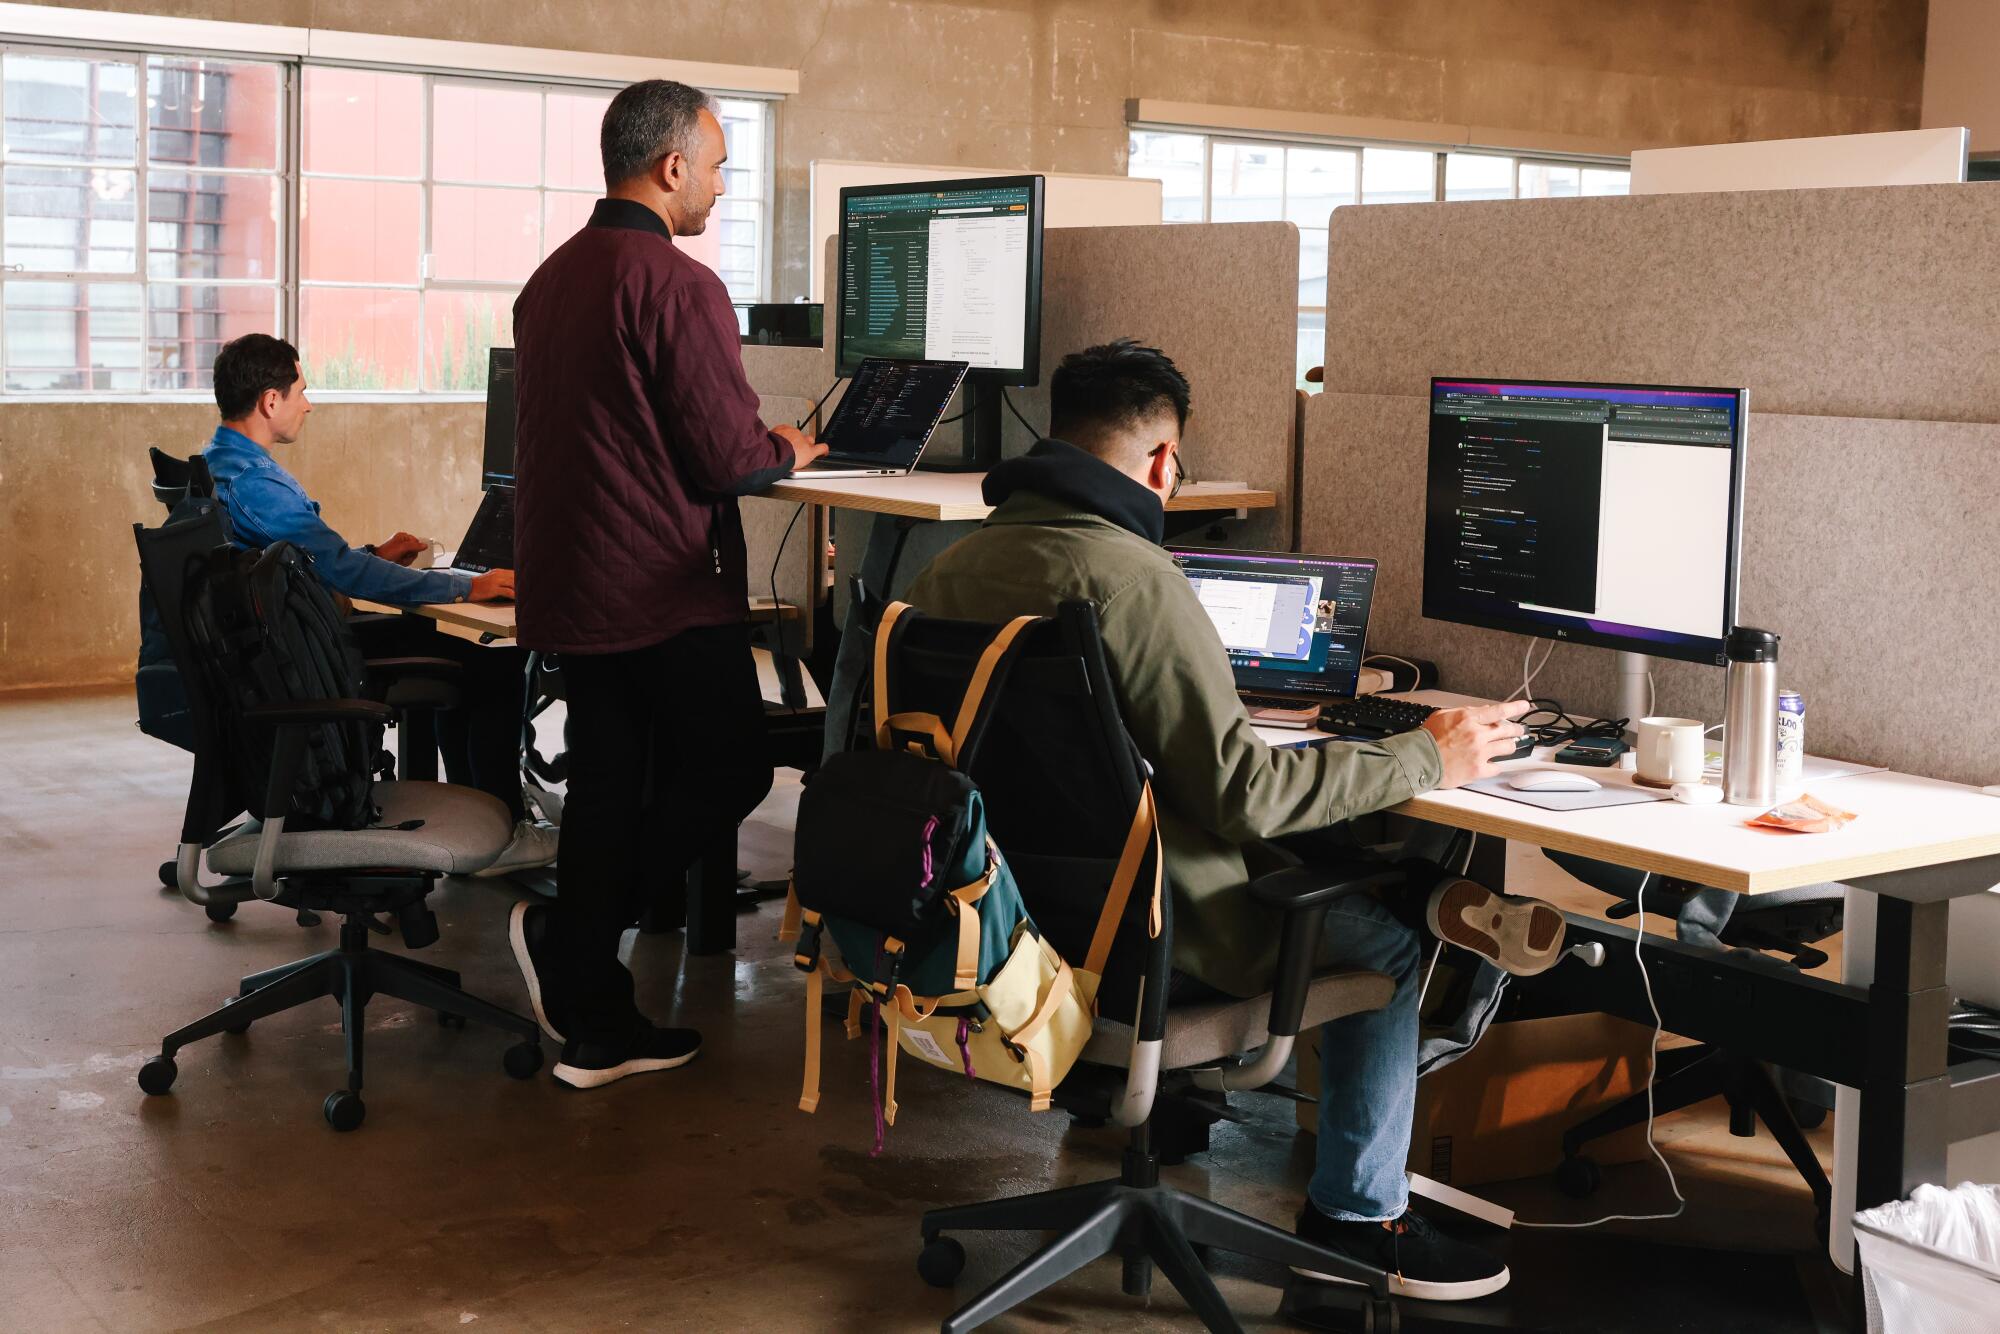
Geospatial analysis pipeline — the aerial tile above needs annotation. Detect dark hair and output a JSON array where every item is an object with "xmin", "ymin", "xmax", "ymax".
[
  {"xmin": 600, "ymin": 79, "xmax": 716, "ymax": 188},
  {"xmin": 213, "ymin": 333, "xmax": 301, "ymax": 420},
  {"xmin": 1048, "ymin": 339, "xmax": 1191, "ymax": 448}
]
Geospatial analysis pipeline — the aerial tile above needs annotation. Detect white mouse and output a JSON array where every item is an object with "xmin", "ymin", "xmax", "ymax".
[
  {"xmin": 1672, "ymin": 782, "xmax": 1724, "ymax": 805},
  {"xmin": 1507, "ymin": 771, "xmax": 1601, "ymax": 793}
]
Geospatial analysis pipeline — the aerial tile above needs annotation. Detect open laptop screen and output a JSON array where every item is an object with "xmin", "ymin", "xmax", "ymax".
[
  {"xmin": 819, "ymin": 358, "xmax": 968, "ymax": 464},
  {"xmin": 1167, "ymin": 547, "xmax": 1379, "ymax": 699}
]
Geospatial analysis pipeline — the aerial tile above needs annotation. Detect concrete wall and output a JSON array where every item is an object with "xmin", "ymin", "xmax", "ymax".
[
  {"xmin": 1922, "ymin": 0, "xmax": 2000, "ymax": 153},
  {"xmin": 0, "ymin": 0, "xmax": 1932, "ymax": 690}
]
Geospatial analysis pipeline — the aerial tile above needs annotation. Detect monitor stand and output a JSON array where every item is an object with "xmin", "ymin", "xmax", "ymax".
[
  {"xmin": 1616, "ymin": 649, "xmax": 1653, "ymax": 740},
  {"xmin": 917, "ymin": 380, "xmax": 1004, "ymax": 473}
]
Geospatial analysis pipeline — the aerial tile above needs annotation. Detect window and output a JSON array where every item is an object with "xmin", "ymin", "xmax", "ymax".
[
  {"xmin": 1129, "ymin": 130, "xmax": 1631, "ymax": 388},
  {"xmin": 0, "ymin": 34, "xmax": 777, "ymax": 398},
  {"xmin": 0, "ymin": 46, "xmax": 284, "ymax": 392}
]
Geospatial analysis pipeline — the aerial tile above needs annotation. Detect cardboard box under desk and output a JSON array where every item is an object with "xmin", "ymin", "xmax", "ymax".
[{"xmin": 1294, "ymin": 1013, "xmax": 1658, "ymax": 1189}]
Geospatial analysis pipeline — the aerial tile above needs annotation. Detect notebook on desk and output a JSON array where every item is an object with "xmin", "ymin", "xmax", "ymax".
[{"xmin": 1170, "ymin": 547, "xmax": 1379, "ymax": 728}]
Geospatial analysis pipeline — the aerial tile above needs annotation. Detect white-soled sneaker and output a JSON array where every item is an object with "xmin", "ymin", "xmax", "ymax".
[
  {"xmin": 1293, "ymin": 1203, "xmax": 1510, "ymax": 1302},
  {"xmin": 507, "ymin": 900, "xmax": 564, "ymax": 1044},
  {"xmin": 1425, "ymin": 877, "xmax": 1566, "ymax": 976},
  {"xmin": 553, "ymin": 1025, "xmax": 702, "ymax": 1090},
  {"xmin": 474, "ymin": 819, "xmax": 560, "ymax": 878}
]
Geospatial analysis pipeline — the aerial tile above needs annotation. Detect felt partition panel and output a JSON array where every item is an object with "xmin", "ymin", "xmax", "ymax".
[
  {"xmin": 1322, "ymin": 183, "xmax": 2000, "ymax": 423},
  {"xmin": 741, "ymin": 388, "xmax": 822, "ymax": 651},
  {"xmin": 1301, "ymin": 393, "xmax": 2000, "ymax": 788}
]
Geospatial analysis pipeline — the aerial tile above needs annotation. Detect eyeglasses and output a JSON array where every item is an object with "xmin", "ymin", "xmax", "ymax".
[{"xmin": 1154, "ymin": 443, "xmax": 1191, "ymax": 500}]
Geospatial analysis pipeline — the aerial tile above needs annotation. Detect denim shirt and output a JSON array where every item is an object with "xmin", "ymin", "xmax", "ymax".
[{"xmin": 202, "ymin": 425, "xmax": 474, "ymax": 606}]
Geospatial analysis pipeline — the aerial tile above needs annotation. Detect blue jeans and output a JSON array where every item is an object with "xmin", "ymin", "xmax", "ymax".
[{"xmin": 1309, "ymin": 891, "xmax": 1423, "ymax": 1222}]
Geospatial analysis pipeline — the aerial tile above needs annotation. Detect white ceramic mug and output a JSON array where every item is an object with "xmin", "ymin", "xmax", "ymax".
[{"xmin": 1635, "ymin": 717, "xmax": 1707, "ymax": 788}]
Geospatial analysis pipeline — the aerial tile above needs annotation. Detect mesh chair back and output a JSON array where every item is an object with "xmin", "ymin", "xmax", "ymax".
[{"xmin": 862, "ymin": 596, "xmax": 1169, "ymax": 1026}]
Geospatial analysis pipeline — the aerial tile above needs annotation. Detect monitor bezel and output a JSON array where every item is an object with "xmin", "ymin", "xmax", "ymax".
[
  {"xmin": 1167, "ymin": 544, "xmax": 1380, "ymax": 698},
  {"xmin": 481, "ymin": 346, "xmax": 516, "ymax": 492},
  {"xmin": 834, "ymin": 174, "xmax": 1046, "ymax": 386},
  {"xmin": 1422, "ymin": 375, "xmax": 1748, "ymax": 668}
]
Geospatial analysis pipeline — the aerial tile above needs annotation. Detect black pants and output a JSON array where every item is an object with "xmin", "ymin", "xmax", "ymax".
[
  {"xmin": 554, "ymin": 622, "xmax": 774, "ymax": 1042},
  {"xmin": 351, "ymin": 615, "xmax": 529, "ymax": 823}
]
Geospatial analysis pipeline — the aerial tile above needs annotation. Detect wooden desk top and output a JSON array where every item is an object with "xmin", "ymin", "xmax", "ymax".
[
  {"xmin": 352, "ymin": 594, "xmax": 797, "ymax": 645},
  {"xmin": 762, "ymin": 472, "xmax": 1276, "ymax": 522},
  {"xmin": 1257, "ymin": 691, "xmax": 2000, "ymax": 895}
]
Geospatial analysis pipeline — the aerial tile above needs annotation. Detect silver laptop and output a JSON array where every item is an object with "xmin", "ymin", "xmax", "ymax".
[{"xmin": 798, "ymin": 358, "xmax": 968, "ymax": 479}]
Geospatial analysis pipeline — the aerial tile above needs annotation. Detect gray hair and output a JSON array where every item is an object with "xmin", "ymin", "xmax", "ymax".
[{"xmin": 600, "ymin": 79, "xmax": 717, "ymax": 188}]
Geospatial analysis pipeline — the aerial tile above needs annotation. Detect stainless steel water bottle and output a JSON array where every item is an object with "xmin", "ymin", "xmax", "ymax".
[{"xmin": 1723, "ymin": 627, "xmax": 1780, "ymax": 807}]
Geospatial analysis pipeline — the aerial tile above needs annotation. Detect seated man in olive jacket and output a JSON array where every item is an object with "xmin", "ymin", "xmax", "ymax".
[{"xmin": 906, "ymin": 340, "xmax": 1560, "ymax": 1303}]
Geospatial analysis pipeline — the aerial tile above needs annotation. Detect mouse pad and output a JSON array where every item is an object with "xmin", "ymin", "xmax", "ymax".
[{"xmin": 1465, "ymin": 774, "xmax": 1673, "ymax": 812}]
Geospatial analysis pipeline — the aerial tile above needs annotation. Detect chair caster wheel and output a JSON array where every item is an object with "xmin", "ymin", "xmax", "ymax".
[
  {"xmin": 138, "ymin": 1054, "xmax": 177, "ymax": 1095},
  {"xmin": 503, "ymin": 1042, "xmax": 543, "ymax": 1079},
  {"xmin": 204, "ymin": 901, "xmax": 237, "ymax": 923},
  {"xmin": 221, "ymin": 997, "xmax": 250, "ymax": 1035},
  {"xmin": 323, "ymin": 1090, "xmax": 366, "ymax": 1131},
  {"xmin": 1364, "ymin": 1296, "xmax": 1400, "ymax": 1333},
  {"xmin": 1789, "ymin": 1096, "xmax": 1828, "ymax": 1131},
  {"xmin": 1555, "ymin": 1154, "xmax": 1602, "ymax": 1199},
  {"xmin": 917, "ymin": 1235, "xmax": 966, "ymax": 1288},
  {"xmin": 436, "ymin": 1010, "xmax": 467, "ymax": 1029},
  {"xmin": 158, "ymin": 861, "xmax": 178, "ymax": 888}
]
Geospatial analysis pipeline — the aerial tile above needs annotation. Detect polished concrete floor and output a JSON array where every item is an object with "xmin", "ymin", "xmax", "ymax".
[{"xmin": 1, "ymin": 688, "xmax": 1845, "ymax": 1332}]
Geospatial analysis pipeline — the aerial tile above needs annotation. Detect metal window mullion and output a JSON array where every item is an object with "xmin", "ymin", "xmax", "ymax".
[
  {"xmin": 419, "ymin": 71, "xmax": 433, "ymax": 389},
  {"xmin": 281, "ymin": 57, "xmax": 300, "ymax": 345}
]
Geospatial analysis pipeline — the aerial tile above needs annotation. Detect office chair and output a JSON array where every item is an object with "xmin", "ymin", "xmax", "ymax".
[
  {"xmin": 1542, "ymin": 849, "xmax": 1840, "ymax": 1233},
  {"xmin": 854, "ymin": 596, "xmax": 1404, "ymax": 1334},
  {"xmin": 138, "ymin": 451, "xmax": 462, "ymax": 902},
  {"xmin": 133, "ymin": 510, "xmax": 542, "ymax": 1131}
]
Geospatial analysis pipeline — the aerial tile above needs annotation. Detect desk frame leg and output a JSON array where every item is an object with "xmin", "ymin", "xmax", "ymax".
[
  {"xmin": 400, "ymin": 708, "xmax": 439, "ymax": 782},
  {"xmin": 1856, "ymin": 895, "xmax": 1953, "ymax": 1211}
]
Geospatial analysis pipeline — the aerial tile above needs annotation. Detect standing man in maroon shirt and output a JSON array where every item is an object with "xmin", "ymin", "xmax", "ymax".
[{"xmin": 507, "ymin": 80, "xmax": 826, "ymax": 1090}]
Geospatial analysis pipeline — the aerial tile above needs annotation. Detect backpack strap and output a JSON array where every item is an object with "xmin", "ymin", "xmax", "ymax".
[
  {"xmin": 799, "ymin": 957, "xmax": 826, "ymax": 1114},
  {"xmin": 882, "ymin": 1002, "xmax": 903, "ymax": 1127},
  {"xmin": 1082, "ymin": 780, "xmax": 1164, "ymax": 978},
  {"xmin": 1007, "ymin": 957, "xmax": 1076, "ymax": 1112},
  {"xmin": 946, "ymin": 615, "xmax": 1043, "ymax": 769},
  {"xmin": 871, "ymin": 602, "xmax": 1044, "ymax": 769},
  {"xmin": 946, "ymin": 845, "xmax": 998, "ymax": 989},
  {"xmin": 778, "ymin": 881, "xmax": 802, "ymax": 941},
  {"xmin": 871, "ymin": 601, "xmax": 919, "ymax": 751}
]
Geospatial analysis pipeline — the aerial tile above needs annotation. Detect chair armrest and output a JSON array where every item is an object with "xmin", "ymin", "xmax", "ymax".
[
  {"xmin": 1248, "ymin": 863, "xmax": 1401, "ymax": 911},
  {"xmin": 244, "ymin": 699, "xmax": 397, "ymax": 726},
  {"xmin": 365, "ymin": 657, "xmax": 464, "ymax": 711},
  {"xmin": 1253, "ymin": 861, "xmax": 1403, "ymax": 1040},
  {"xmin": 364, "ymin": 655, "xmax": 462, "ymax": 680}
]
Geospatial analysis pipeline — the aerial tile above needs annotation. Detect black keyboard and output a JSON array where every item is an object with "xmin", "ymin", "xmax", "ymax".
[{"xmin": 1317, "ymin": 695, "xmax": 1438, "ymax": 739}]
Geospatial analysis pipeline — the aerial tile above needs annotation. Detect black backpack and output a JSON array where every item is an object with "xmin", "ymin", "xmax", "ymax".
[{"xmin": 183, "ymin": 539, "xmax": 384, "ymax": 831}]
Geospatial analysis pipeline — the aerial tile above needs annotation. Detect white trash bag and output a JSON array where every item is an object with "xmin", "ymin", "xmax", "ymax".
[{"xmin": 1855, "ymin": 1182, "xmax": 2000, "ymax": 1334}]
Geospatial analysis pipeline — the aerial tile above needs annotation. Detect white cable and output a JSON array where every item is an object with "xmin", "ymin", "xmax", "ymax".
[
  {"xmin": 1646, "ymin": 671, "xmax": 1656, "ymax": 721},
  {"xmin": 1516, "ymin": 870, "xmax": 1686, "ymax": 1229},
  {"xmin": 1364, "ymin": 653, "xmax": 1424, "ymax": 687},
  {"xmin": 1506, "ymin": 639, "xmax": 1557, "ymax": 703}
]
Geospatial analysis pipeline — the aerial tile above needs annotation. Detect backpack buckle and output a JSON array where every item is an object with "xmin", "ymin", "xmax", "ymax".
[
  {"xmin": 871, "ymin": 939, "xmax": 907, "ymax": 997},
  {"xmin": 792, "ymin": 918, "xmax": 823, "ymax": 972}
]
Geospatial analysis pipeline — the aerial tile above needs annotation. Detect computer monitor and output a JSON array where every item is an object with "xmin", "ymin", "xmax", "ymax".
[
  {"xmin": 1422, "ymin": 377, "xmax": 1747, "ymax": 669},
  {"xmin": 835, "ymin": 174, "xmax": 1045, "ymax": 469},
  {"xmin": 482, "ymin": 348, "xmax": 515, "ymax": 490}
]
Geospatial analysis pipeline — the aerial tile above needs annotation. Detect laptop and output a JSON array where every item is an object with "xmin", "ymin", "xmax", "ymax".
[
  {"xmin": 1169, "ymin": 547, "xmax": 1380, "ymax": 727},
  {"xmin": 797, "ymin": 357, "xmax": 968, "ymax": 478},
  {"xmin": 450, "ymin": 482, "xmax": 515, "ymax": 574}
]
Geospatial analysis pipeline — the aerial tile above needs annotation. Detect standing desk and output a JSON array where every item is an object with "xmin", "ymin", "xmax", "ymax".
[
  {"xmin": 1269, "ymin": 690, "xmax": 2000, "ymax": 1266},
  {"xmin": 762, "ymin": 473, "xmax": 1277, "ymax": 754},
  {"xmin": 351, "ymin": 592, "xmax": 804, "ymax": 956}
]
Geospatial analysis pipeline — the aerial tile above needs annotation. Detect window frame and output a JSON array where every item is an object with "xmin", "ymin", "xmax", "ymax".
[{"xmin": 0, "ymin": 28, "xmax": 783, "ymax": 402}]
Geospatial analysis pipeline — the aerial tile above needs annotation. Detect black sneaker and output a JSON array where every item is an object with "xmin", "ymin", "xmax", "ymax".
[
  {"xmin": 552, "ymin": 1024, "xmax": 702, "ymax": 1090},
  {"xmin": 508, "ymin": 900, "xmax": 564, "ymax": 1043},
  {"xmin": 1292, "ymin": 1203, "xmax": 1509, "ymax": 1302}
]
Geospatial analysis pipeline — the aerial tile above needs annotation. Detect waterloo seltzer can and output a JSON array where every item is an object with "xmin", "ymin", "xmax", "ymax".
[{"xmin": 1776, "ymin": 689, "xmax": 1805, "ymax": 794}]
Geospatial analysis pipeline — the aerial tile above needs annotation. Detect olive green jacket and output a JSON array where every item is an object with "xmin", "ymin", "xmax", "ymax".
[{"xmin": 906, "ymin": 491, "xmax": 1442, "ymax": 997}]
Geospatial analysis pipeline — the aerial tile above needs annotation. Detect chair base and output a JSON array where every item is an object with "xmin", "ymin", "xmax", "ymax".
[
  {"xmin": 921, "ymin": 1151, "xmax": 1394, "ymax": 1334},
  {"xmin": 144, "ymin": 914, "xmax": 541, "ymax": 1128}
]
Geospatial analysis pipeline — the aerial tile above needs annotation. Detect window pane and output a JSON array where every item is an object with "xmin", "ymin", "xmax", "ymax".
[
  {"xmin": 1287, "ymin": 148, "xmax": 1353, "ymax": 305},
  {"xmin": 300, "ymin": 177, "xmax": 421, "ymax": 284},
  {"xmin": 4, "ymin": 54, "xmax": 137, "ymax": 163},
  {"xmin": 300, "ymin": 286, "xmax": 419, "ymax": 390},
  {"xmin": 1360, "ymin": 147, "xmax": 1434, "ymax": 205},
  {"xmin": 1583, "ymin": 167, "xmax": 1630, "ymax": 197},
  {"xmin": 302, "ymin": 67, "xmax": 422, "ymax": 178},
  {"xmin": 1296, "ymin": 311, "xmax": 1325, "ymax": 393},
  {"xmin": 1446, "ymin": 152, "xmax": 1513, "ymax": 202},
  {"xmin": 713, "ymin": 198, "xmax": 760, "ymax": 300},
  {"xmin": 147, "ymin": 283, "xmax": 278, "ymax": 390},
  {"xmin": 432, "ymin": 82, "xmax": 541, "ymax": 186},
  {"xmin": 431, "ymin": 185, "xmax": 541, "ymax": 284},
  {"xmin": 1519, "ymin": 163, "xmax": 1581, "ymax": 199},
  {"xmin": 544, "ymin": 191, "xmax": 597, "ymax": 255},
  {"xmin": 4, "ymin": 281, "xmax": 142, "ymax": 391},
  {"xmin": 546, "ymin": 92, "xmax": 610, "ymax": 191},
  {"xmin": 718, "ymin": 99, "xmax": 765, "ymax": 186},
  {"xmin": 3, "ymin": 165, "xmax": 138, "ymax": 272},
  {"xmin": 147, "ymin": 172, "xmax": 280, "ymax": 280},
  {"xmin": 1210, "ymin": 143, "xmax": 1284, "ymax": 222},
  {"xmin": 423, "ymin": 290, "xmax": 515, "ymax": 391},
  {"xmin": 1127, "ymin": 129, "xmax": 1204, "ymax": 223},
  {"xmin": 147, "ymin": 57, "xmax": 280, "ymax": 170}
]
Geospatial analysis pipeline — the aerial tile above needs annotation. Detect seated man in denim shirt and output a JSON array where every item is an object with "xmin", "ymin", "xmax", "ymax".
[{"xmin": 202, "ymin": 332, "xmax": 555, "ymax": 876}]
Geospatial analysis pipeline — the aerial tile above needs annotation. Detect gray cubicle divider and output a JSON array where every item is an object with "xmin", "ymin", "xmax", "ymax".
[{"xmin": 1302, "ymin": 184, "xmax": 2000, "ymax": 788}]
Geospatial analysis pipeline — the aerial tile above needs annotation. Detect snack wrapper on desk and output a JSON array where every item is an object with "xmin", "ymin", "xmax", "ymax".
[{"xmin": 1748, "ymin": 793, "xmax": 1856, "ymax": 833}]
